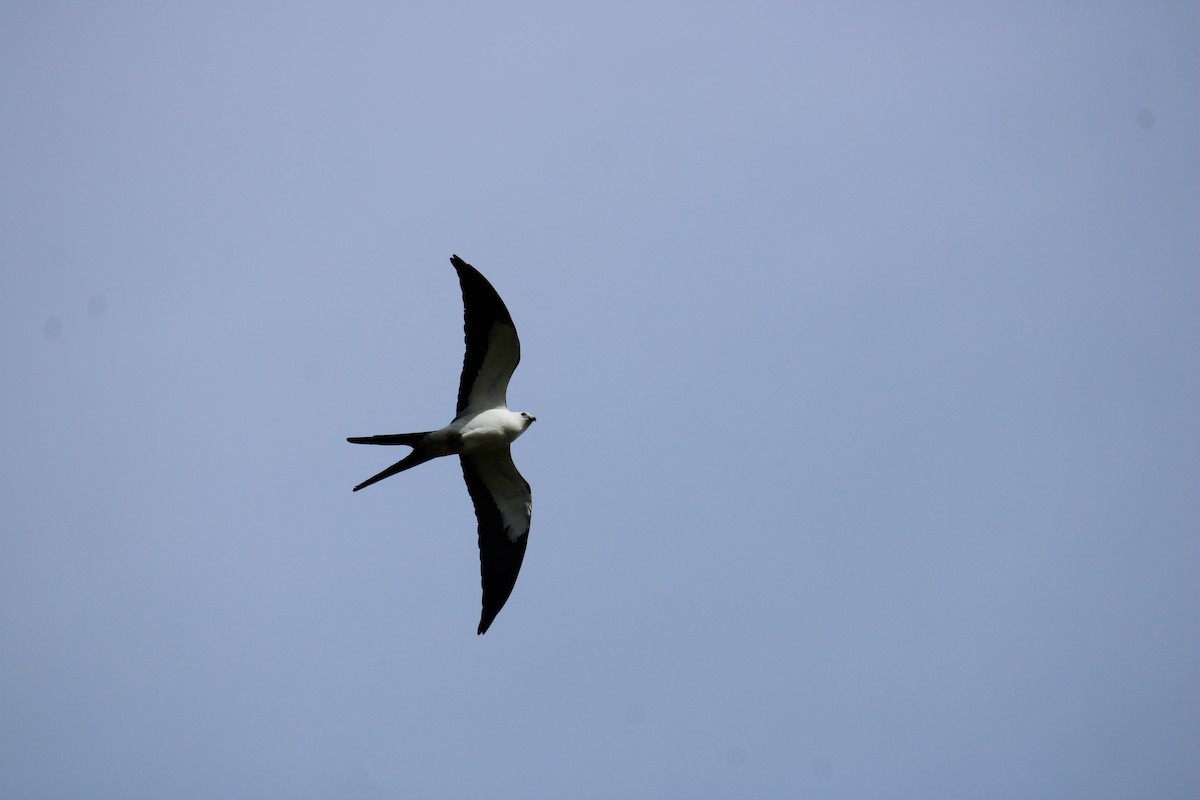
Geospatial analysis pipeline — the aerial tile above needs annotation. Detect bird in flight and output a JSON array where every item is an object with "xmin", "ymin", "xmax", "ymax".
[{"xmin": 348, "ymin": 255, "xmax": 536, "ymax": 634}]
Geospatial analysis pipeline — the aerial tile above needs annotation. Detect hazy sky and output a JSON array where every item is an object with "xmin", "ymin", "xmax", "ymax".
[{"xmin": 2, "ymin": 3, "xmax": 1197, "ymax": 798}]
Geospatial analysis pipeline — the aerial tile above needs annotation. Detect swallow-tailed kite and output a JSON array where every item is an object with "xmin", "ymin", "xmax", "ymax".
[{"xmin": 348, "ymin": 255, "xmax": 536, "ymax": 635}]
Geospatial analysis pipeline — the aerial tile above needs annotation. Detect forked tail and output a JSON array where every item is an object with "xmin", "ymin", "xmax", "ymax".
[{"xmin": 347, "ymin": 431, "xmax": 436, "ymax": 492}]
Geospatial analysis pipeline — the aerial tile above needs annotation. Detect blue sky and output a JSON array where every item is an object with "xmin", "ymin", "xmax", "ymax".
[{"xmin": 2, "ymin": 3, "xmax": 1197, "ymax": 797}]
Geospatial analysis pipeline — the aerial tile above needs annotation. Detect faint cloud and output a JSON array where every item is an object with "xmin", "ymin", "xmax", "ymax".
[
  {"xmin": 87, "ymin": 293, "xmax": 108, "ymax": 317},
  {"xmin": 592, "ymin": 140, "xmax": 618, "ymax": 169},
  {"xmin": 1135, "ymin": 108, "xmax": 1156, "ymax": 130},
  {"xmin": 303, "ymin": 361, "xmax": 325, "ymax": 384},
  {"xmin": 42, "ymin": 318, "xmax": 63, "ymax": 338}
]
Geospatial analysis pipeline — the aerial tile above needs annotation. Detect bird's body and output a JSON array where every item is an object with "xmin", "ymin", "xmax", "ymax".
[
  {"xmin": 348, "ymin": 255, "xmax": 535, "ymax": 634},
  {"xmin": 454, "ymin": 407, "xmax": 535, "ymax": 453}
]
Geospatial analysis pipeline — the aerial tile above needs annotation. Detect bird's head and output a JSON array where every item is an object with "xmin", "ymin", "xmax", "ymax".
[{"xmin": 518, "ymin": 411, "xmax": 537, "ymax": 428}]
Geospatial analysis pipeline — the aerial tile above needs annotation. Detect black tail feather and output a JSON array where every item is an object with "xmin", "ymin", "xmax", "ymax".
[
  {"xmin": 347, "ymin": 432, "xmax": 429, "ymax": 446},
  {"xmin": 351, "ymin": 448, "xmax": 436, "ymax": 492}
]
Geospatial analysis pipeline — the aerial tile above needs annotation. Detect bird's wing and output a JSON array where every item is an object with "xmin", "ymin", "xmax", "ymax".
[
  {"xmin": 460, "ymin": 447, "xmax": 531, "ymax": 634},
  {"xmin": 451, "ymin": 255, "xmax": 520, "ymax": 416}
]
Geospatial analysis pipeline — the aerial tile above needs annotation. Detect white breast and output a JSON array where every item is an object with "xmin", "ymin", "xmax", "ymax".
[{"xmin": 456, "ymin": 408, "xmax": 527, "ymax": 453}]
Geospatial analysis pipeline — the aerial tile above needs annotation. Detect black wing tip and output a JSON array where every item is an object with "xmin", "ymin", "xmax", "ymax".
[
  {"xmin": 451, "ymin": 255, "xmax": 513, "ymax": 322},
  {"xmin": 477, "ymin": 610, "xmax": 499, "ymax": 635},
  {"xmin": 477, "ymin": 588, "xmax": 503, "ymax": 634},
  {"xmin": 474, "ymin": 562, "xmax": 524, "ymax": 636},
  {"xmin": 450, "ymin": 255, "xmax": 498, "ymax": 297}
]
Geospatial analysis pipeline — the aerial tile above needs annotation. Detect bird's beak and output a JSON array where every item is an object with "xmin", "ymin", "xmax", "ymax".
[{"xmin": 529, "ymin": 415, "xmax": 537, "ymax": 422}]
